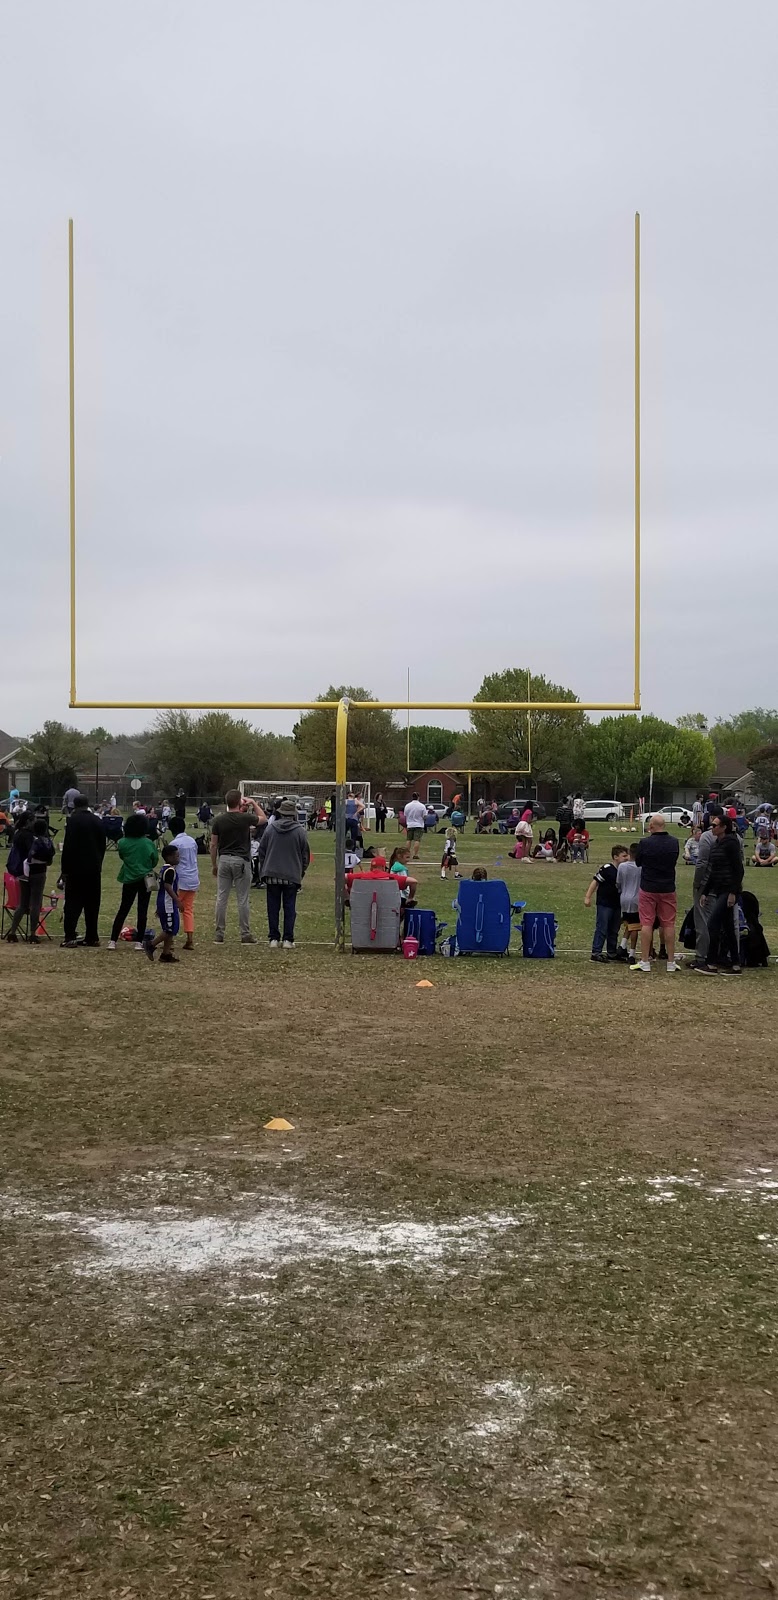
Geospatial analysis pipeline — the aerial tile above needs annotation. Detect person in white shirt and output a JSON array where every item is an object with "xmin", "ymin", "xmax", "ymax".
[{"xmin": 403, "ymin": 794, "xmax": 428, "ymax": 860}]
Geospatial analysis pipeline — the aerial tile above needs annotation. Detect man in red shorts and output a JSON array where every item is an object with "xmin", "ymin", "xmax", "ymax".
[{"xmin": 633, "ymin": 814, "xmax": 680, "ymax": 974}]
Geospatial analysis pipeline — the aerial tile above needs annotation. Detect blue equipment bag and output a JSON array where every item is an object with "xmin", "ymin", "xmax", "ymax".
[
  {"xmin": 403, "ymin": 908, "xmax": 446, "ymax": 956},
  {"xmin": 521, "ymin": 911, "xmax": 558, "ymax": 958},
  {"xmin": 450, "ymin": 810, "xmax": 465, "ymax": 829},
  {"xmin": 455, "ymin": 880, "xmax": 512, "ymax": 955}
]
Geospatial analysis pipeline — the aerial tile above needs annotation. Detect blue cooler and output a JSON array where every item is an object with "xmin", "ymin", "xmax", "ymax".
[{"xmin": 521, "ymin": 911, "xmax": 558, "ymax": 958}]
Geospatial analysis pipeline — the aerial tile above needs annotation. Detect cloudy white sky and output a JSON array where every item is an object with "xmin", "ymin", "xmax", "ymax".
[{"xmin": 2, "ymin": 1, "xmax": 776, "ymax": 739}]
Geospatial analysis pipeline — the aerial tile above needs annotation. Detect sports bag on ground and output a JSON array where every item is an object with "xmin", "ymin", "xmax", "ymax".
[
  {"xmin": 403, "ymin": 907, "xmax": 446, "ymax": 955},
  {"xmin": 521, "ymin": 910, "xmax": 558, "ymax": 958}
]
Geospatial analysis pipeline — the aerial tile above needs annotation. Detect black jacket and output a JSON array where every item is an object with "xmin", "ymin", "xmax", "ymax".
[
  {"xmin": 61, "ymin": 808, "xmax": 107, "ymax": 878},
  {"xmin": 704, "ymin": 833, "xmax": 744, "ymax": 896}
]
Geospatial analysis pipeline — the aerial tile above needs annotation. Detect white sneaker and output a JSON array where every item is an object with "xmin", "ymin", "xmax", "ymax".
[
  {"xmin": 107, "ymin": 940, "xmax": 116, "ymax": 951},
  {"xmin": 134, "ymin": 942, "xmax": 144, "ymax": 952},
  {"xmin": 269, "ymin": 939, "xmax": 279, "ymax": 949},
  {"xmin": 666, "ymin": 961, "xmax": 680, "ymax": 973},
  {"xmin": 630, "ymin": 960, "xmax": 651, "ymax": 973},
  {"xmin": 282, "ymin": 940, "xmax": 295, "ymax": 950},
  {"xmin": 440, "ymin": 870, "xmax": 446, "ymax": 878}
]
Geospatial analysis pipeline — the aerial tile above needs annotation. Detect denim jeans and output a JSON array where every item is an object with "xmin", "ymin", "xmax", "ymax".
[
  {"xmin": 215, "ymin": 857, "xmax": 252, "ymax": 938},
  {"xmin": 592, "ymin": 901, "xmax": 620, "ymax": 956},
  {"xmin": 266, "ymin": 882, "xmax": 299, "ymax": 943}
]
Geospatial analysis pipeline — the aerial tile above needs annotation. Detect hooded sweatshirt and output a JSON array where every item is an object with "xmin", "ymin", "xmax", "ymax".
[{"xmin": 258, "ymin": 817, "xmax": 311, "ymax": 885}]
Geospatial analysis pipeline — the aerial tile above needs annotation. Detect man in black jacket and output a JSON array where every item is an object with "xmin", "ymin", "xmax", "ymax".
[{"xmin": 61, "ymin": 795, "xmax": 106, "ymax": 947}]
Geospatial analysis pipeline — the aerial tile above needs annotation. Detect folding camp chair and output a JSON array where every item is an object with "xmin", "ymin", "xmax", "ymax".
[
  {"xmin": 34, "ymin": 891, "xmax": 62, "ymax": 941},
  {"xmin": 2, "ymin": 872, "xmax": 28, "ymax": 940}
]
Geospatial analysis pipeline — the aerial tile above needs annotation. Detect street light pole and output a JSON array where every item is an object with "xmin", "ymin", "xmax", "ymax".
[{"xmin": 94, "ymin": 746, "xmax": 100, "ymax": 808}]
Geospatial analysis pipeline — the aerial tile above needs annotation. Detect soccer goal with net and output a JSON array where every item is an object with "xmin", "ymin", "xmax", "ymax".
[{"xmin": 238, "ymin": 779, "xmax": 372, "ymax": 826}]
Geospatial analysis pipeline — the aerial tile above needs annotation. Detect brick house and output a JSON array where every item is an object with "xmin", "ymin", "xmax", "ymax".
[{"xmin": 387, "ymin": 750, "xmax": 560, "ymax": 814}]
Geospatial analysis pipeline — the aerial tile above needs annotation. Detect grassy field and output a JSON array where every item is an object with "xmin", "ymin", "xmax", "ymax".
[{"xmin": 2, "ymin": 819, "xmax": 778, "ymax": 1599}]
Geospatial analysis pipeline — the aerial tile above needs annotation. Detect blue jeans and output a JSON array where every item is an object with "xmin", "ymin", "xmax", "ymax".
[
  {"xmin": 592, "ymin": 902, "xmax": 620, "ymax": 956},
  {"xmin": 265, "ymin": 882, "xmax": 299, "ymax": 943}
]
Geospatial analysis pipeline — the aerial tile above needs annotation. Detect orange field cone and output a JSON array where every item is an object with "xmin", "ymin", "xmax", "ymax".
[
  {"xmin": 415, "ymin": 979, "xmax": 434, "ymax": 989},
  {"xmin": 264, "ymin": 1117, "xmax": 295, "ymax": 1131}
]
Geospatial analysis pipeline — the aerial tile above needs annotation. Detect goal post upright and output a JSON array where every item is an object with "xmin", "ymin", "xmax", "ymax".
[{"xmin": 65, "ymin": 216, "xmax": 642, "ymax": 949}]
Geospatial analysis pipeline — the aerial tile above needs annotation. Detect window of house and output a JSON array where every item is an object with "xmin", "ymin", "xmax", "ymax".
[{"xmin": 427, "ymin": 780, "xmax": 443, "ymax": 806}]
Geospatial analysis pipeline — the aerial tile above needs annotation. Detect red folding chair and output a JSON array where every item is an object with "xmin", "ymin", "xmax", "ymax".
[
  {"xmin": 2, "ymin": 872, "xmax": 28, "ymax": 940},
  {"xmin": 35, "ymin": 891, "xmax": 62, "ymax": 941}
]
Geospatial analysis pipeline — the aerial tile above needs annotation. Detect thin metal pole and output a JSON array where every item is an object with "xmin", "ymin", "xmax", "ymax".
[
  {"xmin": 68, "ymin": 219, "xmax": 77, "ymax": 707},
  {"xmin": 95, "ymin": 748, "xmax": 100, "ymax": 807},
  {"xmin": 634, "ymin": 211, "xmax": 641, "ymax": 709},
  {"xmin": 70, "ymin": 698, "xmax": 638, "ymax": 713}
]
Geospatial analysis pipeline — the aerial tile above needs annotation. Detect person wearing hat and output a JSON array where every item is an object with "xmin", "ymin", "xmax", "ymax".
[{"xmin": 257, "ymin": 798, "xmax": 311, "ymax": 949}]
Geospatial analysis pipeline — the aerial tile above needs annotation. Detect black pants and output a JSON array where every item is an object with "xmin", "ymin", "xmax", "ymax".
[
  {"xmin": 266, "ymin": 883, "xmax": 299, "ymax": 943},
  {"xmin": 111, "ymin": 880, "xmax": 151, "ymax": 943},
  {"xmin": 63, "ymin": 873, "xmax": 102, "ymax": 943},
  {"xmin": 706, "ymin": 892, "xmax": 741, "ymax": 967},
  {"xmin": 8, "ymin": 873, "xmax": 46, "ymax": 939},
  {"xmin": 375, "ymin": 815, "xmax": 386, "ymax": 833}
]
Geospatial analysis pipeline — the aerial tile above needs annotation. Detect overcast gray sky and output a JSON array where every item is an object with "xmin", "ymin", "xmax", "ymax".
[{"xmin": 2, "ymin": 1, "xmax": 776, "ymax": 739}]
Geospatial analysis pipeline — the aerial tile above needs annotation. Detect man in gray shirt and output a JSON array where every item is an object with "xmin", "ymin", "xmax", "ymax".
[{"xmin": 62, "ymin": 785, "xmax": 81, "ymax": 815}]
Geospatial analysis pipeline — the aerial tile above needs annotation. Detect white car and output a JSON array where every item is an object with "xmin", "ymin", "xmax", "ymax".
[
  {"xmin": 582, "ymin": 799, "xmax": 626, "ymax": 821},
  {"xmin": 638, "ymin": 804, "xmax": 692, "ymax": 826},
  {"xmin": 364, "ymin": 803, "xmax": 395, "ymax": 825}
]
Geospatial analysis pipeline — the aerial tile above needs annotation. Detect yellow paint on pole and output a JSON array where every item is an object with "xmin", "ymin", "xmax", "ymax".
[{"xmin": 264, "ymin": 1117, "xmax": 295, "ymax": 1131}]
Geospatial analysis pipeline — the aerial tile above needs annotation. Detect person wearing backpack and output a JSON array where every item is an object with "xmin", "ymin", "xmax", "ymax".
[{"xmin": 5, "ymin": 819, "xmax": 55, "ymax": 942}]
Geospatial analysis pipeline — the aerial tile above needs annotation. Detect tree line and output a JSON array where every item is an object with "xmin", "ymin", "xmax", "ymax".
[{"xmin": 16, "ymin": 684, "xmax": 778, "ymax": 802}]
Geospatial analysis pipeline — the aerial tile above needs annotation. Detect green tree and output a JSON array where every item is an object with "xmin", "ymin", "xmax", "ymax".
[
  {"xmin": 464, "ymin": 668, "xmax": 587, "ymax": 787},
  {"xmin": 676, "ymin": 712, "xmax": 708, "ymax": 732},
  {"xmin": 148, "ymin": 712, "xmax": 297, "ymax": 797},
  {"xmin": 748, "ymin": 745, "xmax": 778, "ymax": 804},
  {"xmin": 711, "ymin": 708, "xmax": 778, "ymax": 764},
  {"xmin": 585, "ymin": 715, "xmax": 715, "ymax": 797},
  {"xmin": 293, "ymin": 687, "xmax": 404, "ymax": 786},
  {"xmin": 19, "ymin": 721, "xmax": 90, "ymax": 800},
  {"xmin": 408, "ymin": 725, "xmax": 462, "ymax": 771}
]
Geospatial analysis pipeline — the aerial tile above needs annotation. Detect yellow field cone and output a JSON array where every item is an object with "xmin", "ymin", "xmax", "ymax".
[
  {"xmin": 264, "ymin": 1117, "xmax": 295, "ymax": 1131},
  {"xmin": 415, "ymin": 979, "xmax": 434, "ymax": 989}
]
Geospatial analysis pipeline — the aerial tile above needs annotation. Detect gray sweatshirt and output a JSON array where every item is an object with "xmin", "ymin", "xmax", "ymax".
[{"xmin": 258, "ymin": 817, "xmax": 311, "ymax": 885}]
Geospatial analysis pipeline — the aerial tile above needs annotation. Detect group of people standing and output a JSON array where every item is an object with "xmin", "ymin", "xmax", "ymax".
[{"xmin": 3, "ymin": 787, "xmax": 312, "ymax": 956}]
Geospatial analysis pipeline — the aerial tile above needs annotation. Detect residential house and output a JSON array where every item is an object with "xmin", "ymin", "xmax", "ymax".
[
  {"xmin": 388, "ymin": 749, "xmax": 559, "ymax": 814},
  {"xmin": 0, "ymin": 729, "xmax": 29, "ymax": 795},
  {"xmin": 671, "ymin": 753, "xmax": 760, "ymax": 811},
  {"xmin": 75, "ymin": 737, "xmax": 154, "ymax": 809}
]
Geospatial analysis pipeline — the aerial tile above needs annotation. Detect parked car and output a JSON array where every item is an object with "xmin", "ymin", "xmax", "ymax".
[
  {"xmin": 582, "ymin": 798, "xmax": 626, "ymax": 821},
  {"xmin": 494, "ymin": 799, "xmax": 547, "ymax": 821},
  {"xmin": 364, "ymin": 803, "xmax": 395, "ymax": 824},
  {"xmin": 637, "ymin": 804, "xmax": 692, "ymax": 826}
]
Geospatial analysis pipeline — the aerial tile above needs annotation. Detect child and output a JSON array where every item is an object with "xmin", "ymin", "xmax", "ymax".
[
  {"xmin": 389, "ymin": 845, "xmax": 418, "ymax": 906},
  {"xmin": 471, "ymin": 866, "xmax": 488, "ymax": 881},
  {"xmin": 440, "ymin": 824, "xmax": 460, "ymax": 879},
  {"xmin": 567, "ymin": 820, "xmax": 590, "ymax": 863},
  {"xmin": 584, "ymin": 845, "xmax": 628, "ymax": 962},
  {"xmin": 345, "ymin": 843, "xmax": 362, "ymax": 874},
  {"xmin": 170, "ymin": 816, "xmax": 200, "ymax": 951},
  {"xmin": 147, "ymin": 844, "xmax": 181, "ymax": 963},
  {"xmin": 684, "ymin": 826, "xmax": 702, "ymax": 865},
  {"xmin": 616, "ymin": 842, "xmax": 641, "ymax": 963},
  {"xmin": 532, "ymin": 828, "xmax": 557, "ymax": 861}
]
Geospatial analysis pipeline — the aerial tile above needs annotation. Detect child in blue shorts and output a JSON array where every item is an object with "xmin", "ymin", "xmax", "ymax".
[{"xmin": 147, "ymin": 844, "xmax": 181, "ymax": 964}]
